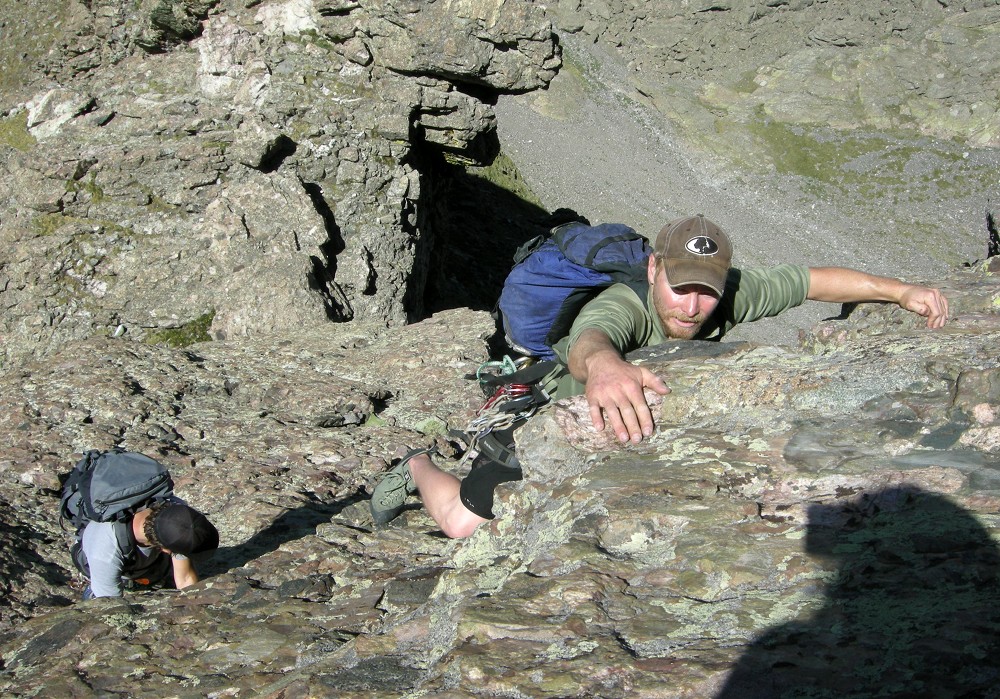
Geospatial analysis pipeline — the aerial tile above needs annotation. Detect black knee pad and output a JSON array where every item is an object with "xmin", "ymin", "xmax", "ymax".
[{"xmin": 459, "ymin": 455, "xmax": 523, "ymax": 519}]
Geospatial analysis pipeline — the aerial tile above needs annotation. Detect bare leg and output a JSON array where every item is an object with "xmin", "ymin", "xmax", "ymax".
[{"xmin": 408, "ymin": 453, "xmax": 487, "ymax": 539}]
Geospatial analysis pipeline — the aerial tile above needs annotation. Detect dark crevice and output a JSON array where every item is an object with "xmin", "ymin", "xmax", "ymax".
[
  {"xmin": 317, "ymin": 5, "xmax": 360, "ymax": 18},
  {"xmin": 302, "ymin": 181, "xmax": 352, "ymax": 321},
  {"xmin": 986, "ymin": 203, "xmax": 999, "ymax": 258},
  {"xmin": 405, "ymin": 126, "xmax": 554, "ymax": 321},
  {"xmin": 259, "ymin": 135, "xmax": 298, "ymax": 174},
  {"xmin": 370, "ymin": 390, "xmax": 392, "ymax": 417},
  {"xmin": 398, "ymin": 177, "xmax": 425, "ymax": 321}
]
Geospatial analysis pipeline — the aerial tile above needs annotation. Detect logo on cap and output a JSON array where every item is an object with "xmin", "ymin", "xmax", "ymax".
[{"xmin": 685, "ymin": 236, "xmax": 720, "ymax": 256}]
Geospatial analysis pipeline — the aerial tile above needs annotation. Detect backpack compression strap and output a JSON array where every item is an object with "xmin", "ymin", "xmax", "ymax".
[{"xmin": 59, "ymin": 450, "xmax": 103, "ymax": 531}]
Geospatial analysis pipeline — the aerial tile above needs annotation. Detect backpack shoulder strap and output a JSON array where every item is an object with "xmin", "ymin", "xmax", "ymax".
[
  {"xmin": 112, "ymin": 520, "xmax": 137, "ymax": 564},
  {"xmin": 623, "ymin": 276, "xmax": 650, "ymax": 301}
]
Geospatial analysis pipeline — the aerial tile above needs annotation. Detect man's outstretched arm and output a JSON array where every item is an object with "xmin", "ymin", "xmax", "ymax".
[
  {"xmin": 568, "ymin": 328, "xmax": 670, "ymax": 444},
  {"xmin": 807, "ymin": 267, "xmax": 949, "ymax": 328}
]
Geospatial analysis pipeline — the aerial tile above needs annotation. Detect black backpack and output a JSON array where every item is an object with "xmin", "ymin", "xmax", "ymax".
[{"xmin": 60, "ymin": 449, "xmax": 174, "ymax": 567}]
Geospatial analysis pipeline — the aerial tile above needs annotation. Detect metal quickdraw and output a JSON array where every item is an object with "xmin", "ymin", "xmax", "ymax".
[{"xmin": 457, "ymin": 357, "xmax": 556, "ymax": 468}]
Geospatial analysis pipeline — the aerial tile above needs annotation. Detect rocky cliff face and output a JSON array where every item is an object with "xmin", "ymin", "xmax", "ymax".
[
  {"xmin": 0, "ymin": 0, "xmax": 558, "ymax": 370},
  {"xmin": 1, "ymin": 0, "xmax": 999, "ymax": 696},
  {"xmin": 501, "ymin": 0, "xmax": 999, "ymax": 287}
]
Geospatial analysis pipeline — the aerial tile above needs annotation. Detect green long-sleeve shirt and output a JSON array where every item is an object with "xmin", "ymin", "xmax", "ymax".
[{"xmin": 543, "ymin": 264, "xmax": 811, "ymax": 399}]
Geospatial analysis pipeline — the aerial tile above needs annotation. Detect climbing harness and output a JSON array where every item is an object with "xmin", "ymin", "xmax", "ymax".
[
  {"xmin": 474, "ymin": 355, "xmax": 532, "ymax": 396},
  {"xmin": 456, "ymin": 357, "xmax": 555, "ymax": 468}
]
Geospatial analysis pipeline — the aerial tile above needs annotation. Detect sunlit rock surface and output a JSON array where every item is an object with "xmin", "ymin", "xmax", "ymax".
[
  {"xmin": 2, "ymin": 1, "xmax": 999, "ymax": 696},
  {"xmin": 1, "ymin": 262, "xmax": 997, "ymax": 697}
]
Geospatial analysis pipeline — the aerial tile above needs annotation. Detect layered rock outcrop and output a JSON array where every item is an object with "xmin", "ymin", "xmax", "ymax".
[
  {"xmin": 2, "ymin": 0, "xmax": 999, "ymax": 696},
  {"xmin": 0, "ymin": 0, "xmax": 558, "ymax": 370}
]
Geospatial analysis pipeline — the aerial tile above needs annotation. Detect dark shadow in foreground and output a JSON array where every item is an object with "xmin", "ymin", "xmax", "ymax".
[
  {"xmin": 197, "ymin": 493, "xmax": 365, "ymax": 578},
  {"xmin": 717, "ymin": 486, "xmax": 1000, "ymax": 699}
]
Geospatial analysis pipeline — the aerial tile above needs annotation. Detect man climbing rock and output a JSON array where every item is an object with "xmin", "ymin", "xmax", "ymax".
[
  {"xmin": 371, "ymin": 214, "xmax": 949, "ymax": 538},
  {"xmin": 546, "ymin": 214, "xmax": 948, "ymax": 444},
  {"xmin": 62, "ymin": 449, "xmax": 219, "ymax": 598},
  {"xmin": 73, "ymin": 500, "xmax": 219, "ymax": 598}
]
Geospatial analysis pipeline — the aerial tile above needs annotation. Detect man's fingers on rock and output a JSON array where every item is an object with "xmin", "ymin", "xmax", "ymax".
[
  {"xmin": 613, "ymin": 401, "xmax": 644, "ymax": 443},
  {"xmin": 589, "ymin": 402, "xmax": 606, "ymax": 433},
  {"xmin": 592, "ymin": 399, "xmax": 628, "ymax": 443},
  {"xmin": 642, "ymin": 369, "xmax": 669, "ymax": 394}
]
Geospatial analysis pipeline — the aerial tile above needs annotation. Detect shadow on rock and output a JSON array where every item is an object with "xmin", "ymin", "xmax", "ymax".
[
  {"xmin": 717, "ymin": 486, "xmax": 1000, "ymax": 698},
  {"xmin": 199, "ymin": 494, "xmax": 363, "ymax": 577},
  {"xmin": 1, "ymin": 508, "xmax": 77, "ymax": 621},
  {"xmin": 421, "ymin": 142, "xmax": 561, "ymax": 316}
]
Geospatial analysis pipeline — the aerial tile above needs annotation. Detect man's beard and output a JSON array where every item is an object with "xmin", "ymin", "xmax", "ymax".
[{"xmin": 653, "ymin": 293, "xmax": 708, "ymax": 340}]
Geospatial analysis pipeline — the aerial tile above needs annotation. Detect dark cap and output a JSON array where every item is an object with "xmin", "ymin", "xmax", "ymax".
[
  {"xmin": 653, "ymin": 214, "xmax": 733, "ymax": 295},
  {"xmin": 152, "ymin": 504, "xmax": 219, "ymax": 557}
]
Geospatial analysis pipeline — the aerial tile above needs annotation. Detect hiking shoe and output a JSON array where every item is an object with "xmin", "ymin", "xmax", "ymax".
[{"xmin": 370, "ymin": 447, "xmax": 434, "ymax": 526}]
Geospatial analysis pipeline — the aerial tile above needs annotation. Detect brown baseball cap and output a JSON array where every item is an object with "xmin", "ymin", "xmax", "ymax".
[{"xmin": 653, "ymin": 214, "xmax": 733, "ymax": 295}]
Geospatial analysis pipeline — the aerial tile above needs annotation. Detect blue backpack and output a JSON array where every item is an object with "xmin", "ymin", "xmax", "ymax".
[{"xmin": 497, "ymin": 221, "xmax": 652, "ymax": 360}]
